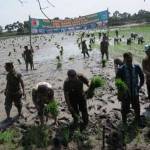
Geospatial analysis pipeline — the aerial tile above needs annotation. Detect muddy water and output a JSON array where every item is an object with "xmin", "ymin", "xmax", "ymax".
[{"xmin": 34, "ymin": 35, "xmax": 81, "ymax": 63}]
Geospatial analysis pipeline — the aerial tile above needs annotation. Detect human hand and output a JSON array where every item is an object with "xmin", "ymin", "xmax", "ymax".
[
  {"xmin": 4, "ymin": 90, "xmax": 7, "ymax": 96},
  {"xmin": 69, "ymin": 106, "xmax": 75, "ymax": 114},
  {"xmin": 22, "ymin": 92, "xmax": 26, "ymax": 100}
]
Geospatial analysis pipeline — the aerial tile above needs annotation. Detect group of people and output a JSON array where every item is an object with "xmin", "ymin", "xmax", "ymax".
[
  {"xmin": 4, "ymin": 62, "xmax": 90, "ymax": 130},
  {"xmin": 79, "ymin": 32, "xmax": 109, "ymax": 60},
  {"xmin": 3, "ymin": 32, "xmax": 150, "ymax": 132}
]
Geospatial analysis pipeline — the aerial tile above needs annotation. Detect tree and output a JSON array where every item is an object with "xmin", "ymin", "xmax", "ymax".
[
  {"xmin": 113, "ymin": 11, "xmax": 120, "ymax": 18},
  {"xmin": 0, "ymin": 25, "xmax": 3, "ymax": 34},
  {"xmin": 53, "ymin": 17, "xmax": 60, "ymax": 20},
  {"xmin": 5, "ymin": 24, "xmax": 14, "ymax": 32}
]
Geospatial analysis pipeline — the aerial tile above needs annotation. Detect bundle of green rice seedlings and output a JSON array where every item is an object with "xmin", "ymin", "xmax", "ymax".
[
  {"xmin": 62, "ymin": 127, "xmax": 70, "ymax": 146},
  {"xmin": 101, "ymin": 59, "xmax": 107, "ymax": 67},
  {"xmin": 44, "ymin": 100, "xmax": 59, "ymax": 118},
  {"xmin": 0, "ymin": 130, "xmax": 15, "ymax": 144},
  {"xmin": 86, "ymin": 75, "xmax": 105, "ymax": 99},
  {"xmin": 57, "ymin": 62, "xmax": 62, "ymax": 69},
  {"xmin": 115, "ymin": 79, "xmax": 128, "ymax": 93}
]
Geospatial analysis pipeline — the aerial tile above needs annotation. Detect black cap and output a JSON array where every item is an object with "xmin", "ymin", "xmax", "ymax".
[{"xmin": 67, "ymin": 69, "xmax": 77, "ymax": 77}]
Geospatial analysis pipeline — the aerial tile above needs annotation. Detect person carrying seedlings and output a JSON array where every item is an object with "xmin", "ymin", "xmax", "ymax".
[
  {"xmin": 142, "ymin": 45, "xmax": 150, "ymax": 104},
  {"xmin": 81, "ymin": 40, "xmax": 90, "ymax": 58},
  {"xmin": 23, "ymin": 46, "xmax": 34, "ymax": 71},
  {"xmin": 63, "ymin": 69, "xmax": 89, "ymax": 130},
  {"xmin": 32, "ymin": 82, "xmax": 57, "ymax": 125},
  {"xmin": 100, "ymin": 37, "xmax": 109, "ymax": 60},
  {"xmin": 116, "ymin": 52, "xmax": 144, "ymax": 125},
  {"xmin": 4, "ymin": 62, "xmax": 25, "ymax": 121}
]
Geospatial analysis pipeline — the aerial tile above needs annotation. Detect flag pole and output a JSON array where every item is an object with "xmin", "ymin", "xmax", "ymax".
[
  {"xmin": 29, "ymin": 15, "xmax": 32, "ymax": 49},
  {"xmin": 107, "ymin": 8, "xmax": 110, "ymax": 37}
]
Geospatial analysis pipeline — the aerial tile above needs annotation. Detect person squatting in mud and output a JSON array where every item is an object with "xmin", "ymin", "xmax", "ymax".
[
  {"xmin": 4, "ymin": 62, "xmax": 25, "ymax": 121},
  {"xmin": 116, "ymin": 52, "xmax": 144, "ymax": 125},
  {"xmin": 32, "ymin": 82, "xmax": 57, "ymax": 125},
  {"xmin": 142, "ymin": 45, "xmax": 150, "ymax": 105},
  {"xmin": 22, "ymin": 46, "xmax": 34, "ymax": 71},
  {"xmin": 63, "ymin": 69, "xmax": 89, "ymax": 130}
]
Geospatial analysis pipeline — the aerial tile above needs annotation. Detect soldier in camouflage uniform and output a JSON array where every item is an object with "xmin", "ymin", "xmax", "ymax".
[
  {"xmin": 23, "ymin": 46, "xmax": 34, "ymax": 71},
  {"xmin": 63, "ymin": 69, "xmax": 89, "ymax": 130},
  {"xmin": 4, "ymin": 62, "xmax": 25, "ymax": 120},
  {"xmin": 116, "ymin": 53, "xmax": 144, "ymax": 125}
]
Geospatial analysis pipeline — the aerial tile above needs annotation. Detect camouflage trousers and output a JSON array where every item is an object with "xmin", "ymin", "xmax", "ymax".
[{"xmin": 5, "ymin": 92, "xmax": 22, "ymax": 113}]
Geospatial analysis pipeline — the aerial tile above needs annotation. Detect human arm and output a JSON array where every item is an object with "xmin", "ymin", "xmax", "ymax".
[
  {"xmin": 19, "ymin": 75, "xmax": 25, "ymax": 96},
  {"xmin": 142, "ymin": 60, "xmax": 150, "ymax": 76},
  {"xmin": 137, "ymin": 65, "xmax": 144, "ymax": 89},
  {"xmin": 63, "ymin": 81, "xmax": 75, "ymax": 113},
  {"xmin": 4, "ymin": 79, "xmax": 8, "ymax": 96},
  {"xmin": 78, "ymin": 74, "xmax": 89, "ymax": 87}
]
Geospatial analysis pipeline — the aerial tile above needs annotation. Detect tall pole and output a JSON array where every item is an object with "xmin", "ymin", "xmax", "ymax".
[
  {"xmin": 107, "ymin": 8, "xmax": 109, "ymax": 37},
  {"xmin": 29, "ymin": 15, "xmax": 32, "ymax": 49}
]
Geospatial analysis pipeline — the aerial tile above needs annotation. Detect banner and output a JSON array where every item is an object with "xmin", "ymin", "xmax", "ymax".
[{"xmin": 30, "ymin": 10, "xmax": 109, "ymax": 34}]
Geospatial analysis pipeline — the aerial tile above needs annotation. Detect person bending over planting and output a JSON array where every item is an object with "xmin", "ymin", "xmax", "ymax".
[
  {"xmin": 63, "ymin": 69, "xmax": 89, "ymax": 130},
  {"xmin": 116, "ymin": 52, "xmax": 144, "ymax": 126},
  {"xmin": 32, "ymin": 82, "xmax": 58, "ymax": 125}
]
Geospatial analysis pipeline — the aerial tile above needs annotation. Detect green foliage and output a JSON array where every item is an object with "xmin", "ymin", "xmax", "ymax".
[
  {"xmin": 57, "ymin": 62, "xmax": 62, "ymax": 69},
  {"xmin": 0, "ymin": 130, "xmax": 15, "ymax": 144},
  {"xmin": 73, "ymin": 129, "xmax": 84, "ymax": 142},
  {"xmin": 136, "ymin": 129, "xmax": 142, "ymax": 144},
  {"xmin": 101, "ymin": 59, "xmax": 107, "ymax": 67},
  {"xmin": 22, "ymin": 125, "xmax": 52, "ymax": 148},
  {"xmin": 44, "ymin": 100, "xmax": 59, "ymax": 117},
  {"xmin": 90, "ymin": 75, "xmax": 105, "ymax": 89},
  {"xmin": 115, "ymin": 79, "xmax": 128, "ymax": 92},
  {"xmin": 62, "ymin": 128, "xmax": 70, "ymax": 144},
  {"xmin": 86, "ymin": 76, "xmax": 105, "ymax": 99}
]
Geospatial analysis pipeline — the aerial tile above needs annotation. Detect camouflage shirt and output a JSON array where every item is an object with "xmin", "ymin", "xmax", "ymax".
[
  {"xmin": 6, "ymin": 70, "xmax": 22, "ymax": 94},
  {"xmin": 64, "ymin": 74, "xmax": 89, "ymax": 99}
]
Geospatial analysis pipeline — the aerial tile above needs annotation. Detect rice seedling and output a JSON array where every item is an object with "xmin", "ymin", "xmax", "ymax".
[
  {"xmin": 57, "ymin": 62, "xmax": 62, "ymax": 69},
  {"xmin": 73, "ymin": 129, "xmax": 83, "ymax": 147},
  {"xmin": 86, "ymin": 75, "xmax": 105, "ymax": 99},
  {"xmin": 136, "ymin": 129, "xmax": 142, "ymax": 144},
  {"xmin": 0, "ymin": 130, "xmax": 15, "ymax": 144},
  {"xmin": 101, "ymin": 59, "xmax": 107, "ymax": 67},
  {"xmin": 44, "ymin": 100, "xmax": 59, "ymax": 118},
  {"xmin": 22, "ymin": 125, "xmax": 52, "ymax": 148},
  {"xmin": 115, "ymin": 79, "xmax": 128, "ymax": 93},
  {"xmin": 62, "ymin": 127, "xmax": 70, "ymax": 146},
  {"xmin": 90, "ymin": 75, "xmax": 105, "ymax": 88}
]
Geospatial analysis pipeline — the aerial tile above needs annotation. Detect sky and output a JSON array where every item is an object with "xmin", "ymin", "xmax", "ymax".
[{"xmin": 0, "ymin": 0, "xmax": 150, "ymax": 27}]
